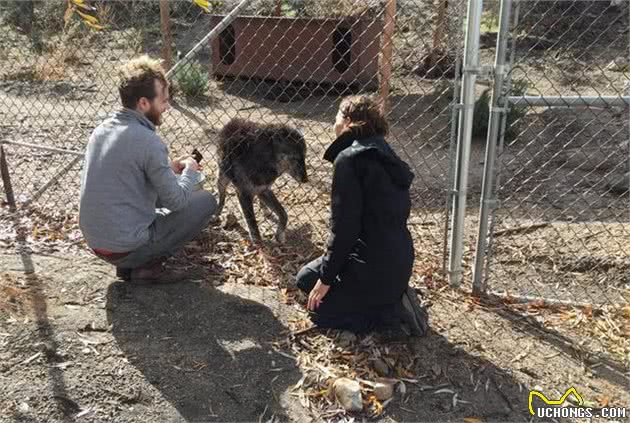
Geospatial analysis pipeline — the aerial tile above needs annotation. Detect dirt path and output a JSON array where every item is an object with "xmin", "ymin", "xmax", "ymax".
[
  {"xmin": 0, "ymin": 252, "xmax": 310, "ymax": 422},
  {"xmin": 1, "ymin": 250, "xmax": 628, "ymax": 422}
]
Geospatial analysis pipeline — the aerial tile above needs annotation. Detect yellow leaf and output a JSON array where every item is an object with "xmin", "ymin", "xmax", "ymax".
[
  {"xmin": 75, "ymin": 9, "xmax": 98, "ymax": 24},
  {"xmin": 82, "ymin": 20, "xmax": 105, "ymax": 30},
  {"xmin": 193, "ymin": 0, "xmax": 209, "ymax": 12},
  {"xmin": 71, "ymin": 0, "xmax": 98, "ymax": 15},
  {"xmin": 464, "ymin": 418, "xmax": 483, "ymax": 423}
]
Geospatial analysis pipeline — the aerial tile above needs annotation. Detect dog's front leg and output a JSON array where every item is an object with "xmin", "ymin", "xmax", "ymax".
[
  {"xmin": 214, "ymin": 169, "xmax": 230, "ymax": 218},
  {"xmin": 236, "ymin": 190, "xmax": 262, "ymax": 243},
  {"xmin": 260, "ymin": 189, "xmax": 288, "ymax": 243}
]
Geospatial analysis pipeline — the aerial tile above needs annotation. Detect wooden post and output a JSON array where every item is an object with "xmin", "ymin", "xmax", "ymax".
[
  {"xmin": 159, "ymin": 0, "xmax": 173, "ymax": 70},
  {"xmin": 275, "ymin": 0, "xmax": 282, "ymax": 16},
  {"xmin": 17, "ymin": 0, "xmax": 35, "ymax": 34},
  {"xmin": 431, "ymin": 0, "xmax": 448, "ymax": 65},
  {"xmin": 0, "ymin": 145, "xmax": 16, "ymax": 211},
  {"xmin": 379, "ymin": 0, "xmax": 396, "ymax": 114}
]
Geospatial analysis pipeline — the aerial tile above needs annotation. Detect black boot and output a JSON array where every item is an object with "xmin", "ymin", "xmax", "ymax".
[
  {"xmin": 374, "ymin": 304, "xmax": 411, "ymax": 343},
  {"xmin": 398, "ymin": 287, "xmax": 429, "ymax": 337}
]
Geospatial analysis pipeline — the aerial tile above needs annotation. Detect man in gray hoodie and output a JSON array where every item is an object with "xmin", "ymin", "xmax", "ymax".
[{"xmin": 79, "ymin": 55, "xmax": 217, "ymax": 282}]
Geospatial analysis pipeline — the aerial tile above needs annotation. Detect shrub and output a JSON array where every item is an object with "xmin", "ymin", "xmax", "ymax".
[
  {"xmin": 472, "ymin": 78, "xmax": 529, "ymax": 141},
  {"xmin": 173, "ymin": 61, "xmax": 209, "ymax": 98}
]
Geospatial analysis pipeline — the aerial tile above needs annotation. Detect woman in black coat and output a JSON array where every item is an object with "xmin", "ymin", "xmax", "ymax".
[{"xmin": 296, "ymin": 95, "xmax": 429, "ymax": 336}]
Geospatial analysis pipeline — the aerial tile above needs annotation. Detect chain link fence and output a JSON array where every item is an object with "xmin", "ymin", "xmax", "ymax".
[
  {"xmin": 473, "ymin": 0, "xmax": 629, "ymax": 366},
  {"xmin": 0, "ymin": 0, "xmax": 465, "ymax": 276},
  {"xmin": 481, "ymin": 0, "xmax": 629, "ymax": 302},
  {"xmin": 1, "ymin": 0, "xmax": 629, "ymax": 419}
]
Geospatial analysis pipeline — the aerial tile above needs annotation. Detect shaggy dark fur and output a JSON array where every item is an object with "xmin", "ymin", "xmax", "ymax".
[{"xmin": 215, "ymin": 118, "xmax": 308, "ymax": 242}]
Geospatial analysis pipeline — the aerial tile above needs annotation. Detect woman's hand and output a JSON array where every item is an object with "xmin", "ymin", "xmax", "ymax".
[{"xmin": 307, "ymin": 280, "xmax": 330, "ymax": 311}]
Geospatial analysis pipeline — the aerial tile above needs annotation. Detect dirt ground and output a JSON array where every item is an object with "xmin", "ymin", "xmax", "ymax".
[
  {"xmin": 1, "ymin": 1, "xmax": 629, "ymax": 421},
  {"xmin": 1, "ymin": 242, "xmax": 629, "ymax": 423}
]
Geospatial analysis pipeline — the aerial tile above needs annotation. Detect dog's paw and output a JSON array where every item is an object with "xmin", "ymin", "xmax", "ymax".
[
  {"xmin": 248, "ymin": 236, "xmax": 263, "ymax": 247},
  {"xmin": 222, "ymin": 213, "xmax": 239, "ymax": 229},
  {"xmin": 275, "ymin": 230, "xmax": 286, "ymax": 244},
  {"xmin": 209, "ymin": 215, "xmax": 221, "ymax": 226}
]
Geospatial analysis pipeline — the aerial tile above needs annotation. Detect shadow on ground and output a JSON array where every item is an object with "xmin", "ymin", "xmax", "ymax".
[{"xmin": 106, "ymin": 281, "xmax": 305, "ymax": 422}]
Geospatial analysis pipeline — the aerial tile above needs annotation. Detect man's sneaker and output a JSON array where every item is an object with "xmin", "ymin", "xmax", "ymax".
[
  {"xmin": 116, "ymin": 267, "xmax": 132, "ymax": 281},
  {"xmin": 400, "ymin": 287, "xmax": 429, "ymax": 337},
  {"xmin": 128, "ymin": 262, "xmax": 186, "ymax": 284}
]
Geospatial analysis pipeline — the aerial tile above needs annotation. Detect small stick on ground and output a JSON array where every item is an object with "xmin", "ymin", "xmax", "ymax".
[
  {"xmin": 495, "ymin": 223, "xmax": 550, "ymax": 237},
  {"xmin": 290, "ymin": 326, "xmax": 318, "ymax": 337}
]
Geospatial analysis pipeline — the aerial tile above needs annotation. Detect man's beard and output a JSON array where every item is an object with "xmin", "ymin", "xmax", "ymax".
[{"xmin": 145, "ymin": 105, "xmax": 162, "ymax": 126}]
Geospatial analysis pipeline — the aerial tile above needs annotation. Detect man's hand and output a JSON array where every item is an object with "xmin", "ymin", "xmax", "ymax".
[
  {"xmin": 170, "ymin": 155, "xmax": 190, "ymax": 174},
  {"xmin": 307, "ymin": 280, "xmax": 331, "ymax": 311},
  {"xmin": 171, "ymin": 155, "xmax": 200, "ymax": 174},
  {"xmin": 182, "ymin": 157, "xmax": 200, "ymax": 172}
]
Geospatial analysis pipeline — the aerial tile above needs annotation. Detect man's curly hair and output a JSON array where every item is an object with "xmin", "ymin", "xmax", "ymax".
[{"xmin": 118, "ymin": 55, "xmax": 168, "ymax": 109}]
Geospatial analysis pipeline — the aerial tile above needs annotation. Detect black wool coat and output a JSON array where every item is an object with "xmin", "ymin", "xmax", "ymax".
[{"xmin": 319, "ymin": 130, "xmax": 415, "ymax": 310}]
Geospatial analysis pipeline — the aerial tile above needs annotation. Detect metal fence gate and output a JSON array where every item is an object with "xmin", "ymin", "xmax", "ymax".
[{"xmin": 471, "ymin": 0, "xmax": 630, "ymax": 310}]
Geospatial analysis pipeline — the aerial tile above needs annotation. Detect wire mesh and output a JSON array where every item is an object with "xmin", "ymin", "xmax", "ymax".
[
  {"xmin": 1, "ymin": 1, "xmax": 629, "ymax": 420},
  {"xmin": 0, "ymin": 0, "xmax": 465, "ymax": 278},
  {"xmin": 483, "ymin": 0, "xmax": 629, "ymax": 366}
]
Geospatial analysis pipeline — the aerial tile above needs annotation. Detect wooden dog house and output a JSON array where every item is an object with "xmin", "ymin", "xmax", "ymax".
[{"xmin": 208, "ymin": 15, "xmax": 383, "ymax": 90}]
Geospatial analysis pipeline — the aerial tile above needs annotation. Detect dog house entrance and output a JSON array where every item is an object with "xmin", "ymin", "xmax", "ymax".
[
  {"xmin": 219, "ymin": 24, "xmax": 236, "ymax": 65},
  {"xmin": 332, "ymin": 25, "xmax": 352, "ymax": 73}
]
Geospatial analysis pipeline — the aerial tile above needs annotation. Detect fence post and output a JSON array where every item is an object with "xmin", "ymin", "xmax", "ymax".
[
  {"xmin": 159, "ymin": 0, "xmax": 173, "ymax": 70},
  {"xmin": 447, "ymin": 0, "xmax": 483, "ymax": 287},
  {"xmin": 0, "ymin": 145, "xmax": 17, "ymax": 211},
  {"xmin": 379, "ymin": 0, "xmax": 396, "ymax": 114},
  {"xmin": 472, "ymin": 0, "xmax": 513, "ymax": 295},
  {"xmin": 429, "ymin": 0, "xmax": 447, "ymax": 67}
]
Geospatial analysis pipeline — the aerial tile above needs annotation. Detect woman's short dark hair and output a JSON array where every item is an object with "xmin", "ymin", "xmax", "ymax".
[
  {"xmin": 118, "ymin": 55, "xmax": 168, "ymax": 109},
  {"xmin": 339, "ymin": 95, "xmax": 389, "ymax": 138}
]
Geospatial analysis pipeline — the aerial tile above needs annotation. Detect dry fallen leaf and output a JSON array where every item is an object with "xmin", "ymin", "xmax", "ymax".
[
  {"xmin": 597, "ymin": 395, "xmax": 611, "ymax": 407},
  {"xmin": 431, "ymin": 363, "xmax": 442, "ymax": 377},
  {"xmin": 463, "ymin": 418, "xmax": 483, "ymax": 423},
  {"xmin": 583, "ymin": 305, "xmax": 593, "ymax": 319}
]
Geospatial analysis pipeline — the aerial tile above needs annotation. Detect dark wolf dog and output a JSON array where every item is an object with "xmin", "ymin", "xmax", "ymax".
[{"xmin": 214, "ymin": 118, "xmax": 308, "ymax": 243}]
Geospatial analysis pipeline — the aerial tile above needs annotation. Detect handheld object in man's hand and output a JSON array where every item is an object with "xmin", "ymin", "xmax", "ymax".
[{"xmin": 192, "ymin": 148, "xmax": 203, "ymax": 164}]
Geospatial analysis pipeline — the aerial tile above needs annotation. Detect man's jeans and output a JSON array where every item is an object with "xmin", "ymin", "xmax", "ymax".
[{"xmin": 105, "ymin": 191, "xmax": 217, "ymax": 269}]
